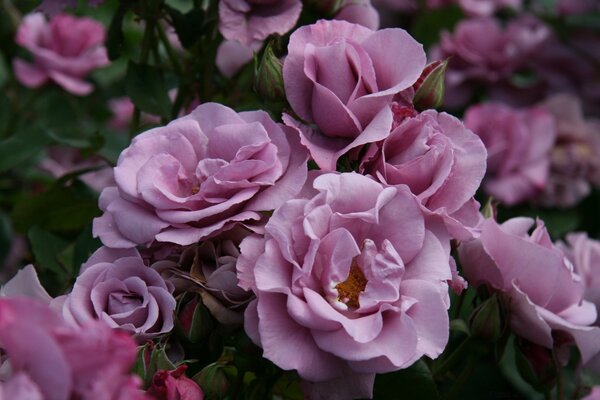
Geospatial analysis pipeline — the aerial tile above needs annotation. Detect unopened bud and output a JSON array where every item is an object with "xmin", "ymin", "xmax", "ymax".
[
  {"xmin": 193, "ymin": 362, "xmax": 230, "ymax": 400},
  {"xmin": 177, "ymin": 295, "xmax": 213, "ymax": 343},
  {"xmin": 515, "ymin": 339, "xmax": 557, "ymax": 392},
  {"xmin": 469, "ymin": 294, "xmax": 505, "ymax": 342},
  {"xmin": 254, "ymin": 39, "xmax": 284, "ymax": 102},
  {"xmin": 412, "ymin": 59, "xmax": 448, "ymax": 111}
]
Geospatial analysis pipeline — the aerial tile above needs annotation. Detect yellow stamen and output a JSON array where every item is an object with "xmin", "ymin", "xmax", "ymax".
[{"xmin": 335, "ymin": 261, "xmax": 367, "ymax": 309}]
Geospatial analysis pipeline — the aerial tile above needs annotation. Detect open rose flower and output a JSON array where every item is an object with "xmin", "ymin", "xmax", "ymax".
[
  {"xmin": 0, "ymin": 297, "xmax": 147, "ymax": 400},
  {"xmin": 464, "ymin": 102, "xmax": 556, "ymax": 206},
  {"xmin": 57, "ymin": 247, "xmax": 177, "ymax": 340},
  {"xmin": 458, "ymin": 218, "xmax": 600, "ymax": 364},
  {"xmin": 557, "ymin": 233, "xmax": 600, "ymax": 321},
  {"xmin": 361, "ymin": 109, "xmax": 486, "ymax": 240},
  {"xmin": 536, "ymin": 94, "xmax": 600, "ymax": 208},
  {"xmin": 283, "ymin": 19, "xmax": 426, "ymax": 170},
  {"xmin": 153, "ymin": 227, "xmax": 254, "ymax": 325},
  {"xmin": 434, "ymin": 16, "xmax": 549, "ymax": 108},
  {"xmin": 218, "ymin": 0, "xmax": 302, "ymax": 48},
  {"xmin": 93, "ymin": 102, "xmax": 308, "ymax": 248},
  {"xmin": 238, "ymin": 173, "xmax": 452, "ymax": 399},
  {"xmin": 13, "ymin": 13, "xmax": 109, "ymax": 96}
]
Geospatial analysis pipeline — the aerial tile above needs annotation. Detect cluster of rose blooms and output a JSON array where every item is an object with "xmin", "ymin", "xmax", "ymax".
[{"xmin": 1, "ymin": 0, "xmax": 600, "ymax": 399}]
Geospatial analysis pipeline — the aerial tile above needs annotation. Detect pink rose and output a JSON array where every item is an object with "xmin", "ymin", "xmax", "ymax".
[
  {"xmin": 93, "ymin": 102, "xmax": 308, "ymax": 247},
  {"xmin": 435, "ymin": 17, "xmax": 549, "ymax": 108},
  {"xmin": 282, "ymin": 19, "xmax": 426, "ymax": 170},
  {"xmin": 39, "ymin": 146, "xmax": 114, "ymax": 192},
  {"xmin": 0, "ymin": 297, "xmax": 148, "ymax": 400},
  {"xmin": 13, "ymin": 13, "xmax": 109, "ymax": 96},
  {"xmin": 536, "ymin": 94, "xmax": 600, "ymax": 208},
  {"xmin": 152, "ymin": 228, "xmax": 254, "ymax": 325},
  {"xmin": 458, "ymin": 218, "xmax": 600, "ymax": 364},
  {"xmin": 238, "ymin": 173, "xmax": 452, "ymax": 399},
  {"xmin": 464, "ymin": 102, "xmax": 556, "ymax": 206},
  {"xmin": 334, "ymin": 0, "xmax": 380, "ymax": 30},
  {"xmin": 361, "ymin": 109, "xmax": 486, "ymax": 240},
  {"xmin": 57, "ymin": 246, "xmax": 176, "ymax": 340},
  {"xmin": 556, "ymin": 0, "xmax": 600, "ymax": 15},
  {"xmin": 557, "ymin": 233, "xmax": 600, "ymax": 320},
  {"xmin": 456, "ymin": 0, "xmax": 522, "ymax": 16},
  {"xmin": 148, "ymin": 366, "xmax": 204, "ymax": 400},
  {"xmin": 218, "ymin": 0, "xmax": 302, "ymax": 48}
]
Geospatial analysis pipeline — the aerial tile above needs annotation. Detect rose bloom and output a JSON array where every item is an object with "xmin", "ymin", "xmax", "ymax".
[
  {"xmin": 0, "ymin": 297, "xmax": 147, "ymax": 400},
  {"xmin": 464, "ymin": 102, "xmax": 556, "ymax": 206},
  {"xmin": 334, "ymin": 0, "xmax": 380, "ymax": 30},
  {"xmin": 93, "ymin": 102, "xmax": 308, "ymax": 248},
  {"xmin": 152, "ymin": 227, "xmax": 254, "ymax": 325},
  {"xmin": 361, "ymin": 109, "xmax": 486, "ymax": 240},
  {"xmin": 147, "ymin": 366, "xmax": 204, "ymax": 400},
  {"xmin": 557, "ymin": 232, "xmax": 600, "ymax": 321},
  {"xmin": 536, "ymin": 94, "xmax": 600, "ymax": 208},
  {"xmin": 459, "ymin": 217, "xmax": 600, "ymax": 364},
  {"xmin": 238, "ymin": 173, "xmax": 453, "ymax": 399},
  {"xmin": 219, "ymin": 0, "xmax": 302, "ymax": 48},
  {"xmin": 283, "ymin": 19, "xmax": 426, "ymax": 170},
  {"xmin": 13, "ymin": 13, "xmax": 109, "ymax": 96},
  {"xmin": 434, "ymin": 16, "xmax": 549, "ymax": 108},
  {"xmin": 55, "ymin": 246, "xmax": 176, "ymax": 340}
]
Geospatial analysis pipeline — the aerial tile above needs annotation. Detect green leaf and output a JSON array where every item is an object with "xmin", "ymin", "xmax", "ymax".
[
  {"xmin": 0, "ymin": 211, "xmax": 12, "ymax": 268},
  {"xmin": 28, "ymin": 226, "xmax": 70, "ymax": 275},
  {"xmin": 72, "ymin": 223, "xmax": 101, "ymax": 272},
  {"xmin": 411, "ymin": 5, "xmax": 464, "ymax": 48},
  {"xmin": 373, "ymin": 360, "xmax": 439, "ymax": 400},
  {"xmin": 165, "ymin": 5, "xmax": 206, "ymax": 49},
  {"xmin": 106, "ymin": 1, "xmax": 132, "ymax": 60},
  {"xmin": 0, "ymin": 126, "xmax": 52, "ymax": 172},
  {"xmin": 125, "ymin": 61, "xmax": 172, "ymax": 118},
  {"xmin": 12, "ymin": 181, "xmax": 100, "ymax": 233}
]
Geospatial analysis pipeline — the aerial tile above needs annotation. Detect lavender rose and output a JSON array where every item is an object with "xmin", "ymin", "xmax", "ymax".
[
  {"xmin": 558, "ymin": 233, "xmax": 600, "ymax": 320},
  {"xmin": 458, "ymin": 218, "xmax": 600, "ymax": 364},
  {"xmin": 93, "ymin": 102, "xmax": 308, "ymax": 247},
  {"xmin": 282, "ymin": 19, "xmax": 426, "ymax": 170},
  {"xmin": 464, "ymin": 102, "xmax": 556, "ymax": 206},
  {"xmin": 218, "ymin": 0, "xmax": 302, "ymax": 48},
  {"xmin": 237, "ymin": 173, "xmax": 453, "ymax": 399},
  {"xmin": 0, "ymin": 298, "xmax": 147, "ymax": 400},
  {"xmin": 536, "ymin": 94, "xmax": 600, "ymax": 208},
  {"xmin": 13, "ymin": 13, "xmax": 109, "ymax": 96},
  {"xmin": 58, "ymin": 247, "xmax": 177, "ymax": 340},
  {"xmin": 362, "ymin": 110, "xmax": 486, "ymax": 240},
  {"xmin": 434, "ymin": 17, "xmax": 549, "ymax": 108}
]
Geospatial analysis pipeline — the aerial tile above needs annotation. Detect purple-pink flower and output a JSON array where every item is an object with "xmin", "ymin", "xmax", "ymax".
[
  {"xmin": 13, "ymin": 13, "xmax": 109, "ymax": 96},
  {"xmin": 0, "ymin": 297, "xmax": 148, "ymax": 400},
  {"xmin": 459, "ymin": 217, "xmax": 600, "ymax": 364},
  {"xmin": 218, "ymin": 0, "xmax": 302, "ymax": 48},
  {"xmin": 57, "ymin": 246, "xmax": 176, "ymax": 340},
  {"xmin": 536, "ymin": 94, "xmax": 600, "ymax": 208},
  {"xmin": 147, "ymin": 366, "xmax": 204, "ymax": 400},
  {"xmin": 434, "ymin": 16, "xmax": 549, "ymax": 108},
  {"xmin": 558, "ymin": 233, "xmax": 600, "ymax": 321},
  {"xmin": 464, "ymin": 102, "xmax": 556, "ymax": 206},
  {"xmin": 93, "ymin": 102, "xmax": 308, "ymax": 247},
  {"xmin": 237, "ymin": 173, "xmax": 453, "ymax": 399},
  {"xmin": 361, "ymin": 109, "xmax": 486, "ymax": 240},
  {"xmin": 282, "ymin": 19, "xmax": 426, "ymax": 170}
]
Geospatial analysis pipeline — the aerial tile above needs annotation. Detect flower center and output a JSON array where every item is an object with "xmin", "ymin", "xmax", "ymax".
[{"xmin": 335, "ymin": 260, "xmax": 368, "ymax": 309}]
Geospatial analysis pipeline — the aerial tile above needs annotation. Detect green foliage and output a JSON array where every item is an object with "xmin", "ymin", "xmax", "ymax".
[{"xmin": 126, "ymin": 61, "xmax": 172, "ymax": 119}]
